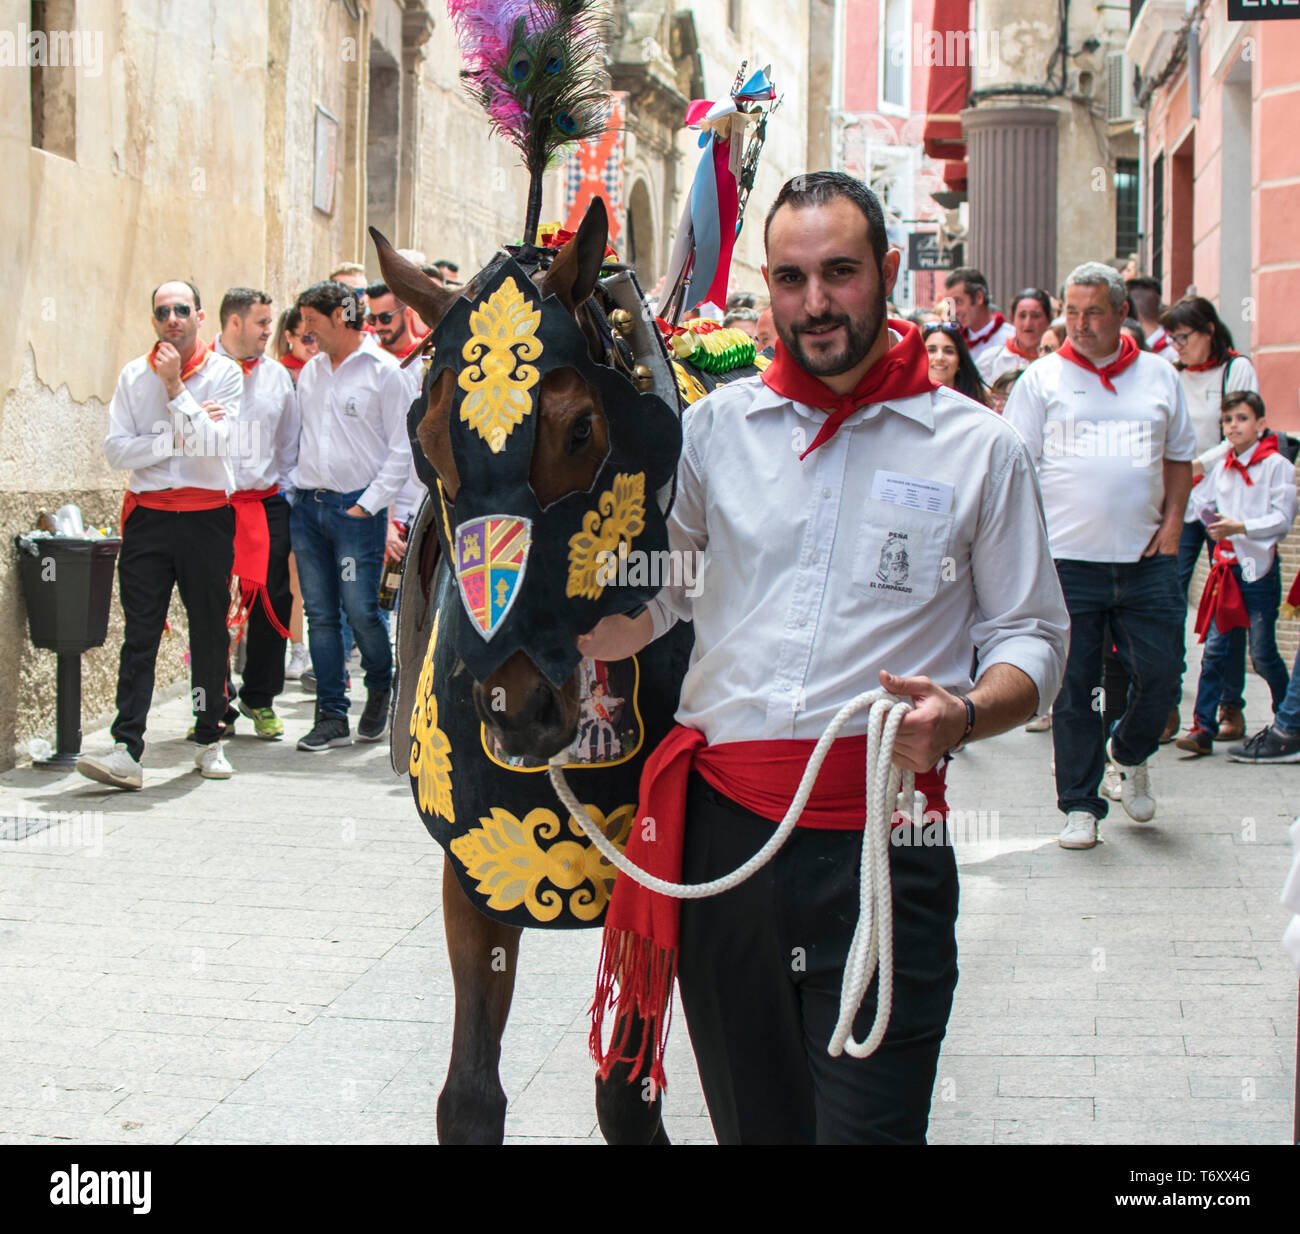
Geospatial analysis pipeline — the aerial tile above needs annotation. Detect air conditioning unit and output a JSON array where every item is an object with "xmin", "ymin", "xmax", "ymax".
[{"xmin": 1106, "ymin": 52, "xmax": 1135, "ymax": 123}]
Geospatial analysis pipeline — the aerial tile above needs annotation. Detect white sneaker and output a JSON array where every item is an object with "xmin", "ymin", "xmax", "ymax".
[
  {"xmin": 1106, "ymin": 737, "xmax": 1155, "ymax": 822},
  {"xmin": 1025, "ymin": 713, "xmax": 1052, "ymax": 732},
  {"xmin": 1058, "ymin": 811, "xmax": 1098, "ymax": 849},
  {"xmin": 1101, "ymin": 763, "xmax": 1123, "ymax": 801},
  {"xmin": 285, "ymin": 642, "xmax": 309, "ymax": 680},
  {"xmin": 76, "ymin": 743, "xmax": 143, "ymax": 790},
  {"xmin": 195, "ymin": 741, "xmax": 234, "ymax": 779}
]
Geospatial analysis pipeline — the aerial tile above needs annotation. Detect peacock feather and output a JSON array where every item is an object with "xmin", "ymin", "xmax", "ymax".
[{"xmin": 447, "ymin": 0, "xmax": 611, "ymax": 245}]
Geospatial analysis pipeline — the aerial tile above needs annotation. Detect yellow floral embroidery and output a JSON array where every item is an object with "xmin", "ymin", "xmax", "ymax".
[
  {"xmin": 409, "ymin": 612, "xmax": 454, "ymax": 824},
  {"xmin": 458, "ymin": 276, "xmax": 543, "ymax": 453},
  {"xmin": 449, "ymin": 804, "xmax": 636, "ymax": 922},
  {"xmin": 565, "ymin": 472, "xmax": 646, "ymax": 601},
  {"xmin": 672, "ymin": 360, "xmax": 709, "ymax": 406}
]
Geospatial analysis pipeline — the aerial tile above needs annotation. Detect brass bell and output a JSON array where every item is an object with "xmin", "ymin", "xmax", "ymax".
[
  {"xmin": 609, "ymin": 308, "xmax": 634, "ymax": 337},
  {"xmin": 632, "ymin": 363, "xmax": 654, "ymax": 392}
]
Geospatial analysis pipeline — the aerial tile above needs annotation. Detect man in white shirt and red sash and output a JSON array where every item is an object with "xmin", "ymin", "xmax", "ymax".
[
  {"xmin": 214, "ymin": 287, "xmax": 299, "ymax": 740},
  {"xmin": 290, "ymin": 280, "xmax": 413, "ymax": 752},
  {"xmin": 1005, "ymin": 262, "xmax": 1196, "ymax": 850},
  {"xmin": 580, "ymin": 173, "xmax": 1069, "ymax": 1144},
  {"xmin": 944, "ymin": 266, "xmax": 1014, "ymax": 365},
  {"xmin": 78, "ymin": 281, "xmax": 243, "ymax": 788},
  {"xmin": 976, "ymin": 287, "xmax": 1052, "ymax": 384}
]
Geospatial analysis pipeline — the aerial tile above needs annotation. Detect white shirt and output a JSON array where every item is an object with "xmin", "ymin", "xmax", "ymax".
[
  {"xmin": 964, "ymin": 316, "xmax": 1014, "ymax": 363},
  {"xmin": 1145, "ymin": 325, "xmax": 1176, "ymax": 361},
  {"xmin": 976, "ymin": 340, "xmax": 1034, "ymax": 384},
  {"xmin": 290, "ymin": 333, "xmax": 413, "ymax": 515},
  {"xmin": 1191, "ymin": 440, "xmax": 1297, "ymax": 581},
  {"xmin": 391, "ymin": 359, "xmax": 427, "ymax": 524},
  {"xmin": 1003, "ymin": 347, "xmax": 1197, "ymax": 562},
  {"xmin": 645, "ymin": 366, "xmax": 1070, "ymax": 743},
  {"xmin": 1177, "ymin": 355, "xmax": 1258, "ymax": 521},
  {"xmin": 214, "ymin": 338, "xmax": 299, "ymax": 492},
  {"xmin": 104, "ymin": 348, "xmax": 243, "ymax": 494}
]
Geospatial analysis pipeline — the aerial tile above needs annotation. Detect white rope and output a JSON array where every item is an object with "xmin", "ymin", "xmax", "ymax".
[{"xmin": 548, "ymin": 687, "xmax": 921, "ymax": 1058}]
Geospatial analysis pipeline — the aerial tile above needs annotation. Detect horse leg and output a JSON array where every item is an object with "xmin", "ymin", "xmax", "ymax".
[
  {"xmin": 436, "ymin": 860, "xmax": 522, "ymax": 1144},
  {"xmin": 594, "ymin": 1010, "xmax": 671, "ymax": 1145}
]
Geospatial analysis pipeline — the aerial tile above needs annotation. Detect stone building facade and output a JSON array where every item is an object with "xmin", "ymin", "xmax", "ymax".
[{"xmin": 3, "ymin": 0, "xmax": 816, "ymax": 769}]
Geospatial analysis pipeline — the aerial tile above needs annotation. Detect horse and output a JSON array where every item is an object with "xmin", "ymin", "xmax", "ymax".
[{"xmin": 375, "ymin": 198, "xmax": 768, "ymax": 1144}]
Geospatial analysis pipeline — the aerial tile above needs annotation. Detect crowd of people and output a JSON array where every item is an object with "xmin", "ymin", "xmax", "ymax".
[{"xmin": 75, "ymin": 252, "xmax": 461, "ymax": 788}]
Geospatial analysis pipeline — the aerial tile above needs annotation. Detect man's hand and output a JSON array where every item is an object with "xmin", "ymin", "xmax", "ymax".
[
  {"xmin": 878, "ymin": 670, "xmax": 968, "ymax": 773},
  {"xmin": 1141, "ymin": 521, "xmax": 1182, "ymax": 557},
  {"xmin": 155, "ymin": 342, "xmax": 184, "ymax": 399},
  {"xmin": 576, "ymin": 610, "xmax": 654, "ymax": 663},
  {"xmin": 199, "ymin": 399, "xmax": 226, "ymax": 422},
  {"xmin": 1207, "ymin": 517, "xmax": 1245, "ymax": 542},
  {"xmin": 345, "ymin": 504, "xmax": 370, "ymax": 518},
  {"xmin": 386, "ymin": 519, "xmax": 408, "ymax": 561}
]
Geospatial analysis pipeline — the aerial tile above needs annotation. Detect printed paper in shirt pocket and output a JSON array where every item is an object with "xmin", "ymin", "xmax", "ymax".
[{"xmin": 853, "ymin": 499, "xmax": 953, "ymax": 606}]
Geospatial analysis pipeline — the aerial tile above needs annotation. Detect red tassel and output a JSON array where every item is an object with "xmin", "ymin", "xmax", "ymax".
[{"xmin": 590, "ymin": 927, "xmax": 676, "ymax": 1091}]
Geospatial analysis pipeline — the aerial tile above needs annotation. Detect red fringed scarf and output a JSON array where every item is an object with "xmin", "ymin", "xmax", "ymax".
[
  {"xmin": 229, "ymin": 487, "xmax": 291, "ymax": 639},
  {"xmin": 761, "ymin": 320, "xmax": 936, "ymax": 460},
  {"xmin": 591, "ymin": 725, "xmax": 949, "ymax": 1090},
  {"xmin": 1184, "ymin": 349, "xmax": 1240, "ymax": 374},
  {"xmin": 964, "ymin": 312, "xmax": 1006, "ymax": 347},
  {"xmin": 147, "ymin": 338, "xmax": 210, "ymax": 381},
  {"xmin": 1055, "ymin": 334, "xmax": 1140, "ymax": 393},
  {"xmin": 1195, "ymin": 541, "xmax": 1249, "ymax": 643}
]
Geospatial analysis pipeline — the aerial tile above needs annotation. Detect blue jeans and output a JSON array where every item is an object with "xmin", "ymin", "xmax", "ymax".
[
  {"xmin": 289, "ymin": 488, "xmax": 391, "ymax": 718},
  {"xmin": 1179, "ymin": 519, "xmax": 1245, "ymax": 709},
  {"xmin": 1053, "ymin": 556, "xmax": 1187, "ymax": 819},
  {"xmin": 1193, "ymin": 559, "xmax": 1289, "ymax": 734}
]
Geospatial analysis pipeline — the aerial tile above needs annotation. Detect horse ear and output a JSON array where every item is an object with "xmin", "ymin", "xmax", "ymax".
[
  {"xmin": 541, "ymin": 197, "xmax": 608, "ymax": 313},
  {"xmin": 369, "ymin": 227, "xmax": 458, "ymax": 331}
]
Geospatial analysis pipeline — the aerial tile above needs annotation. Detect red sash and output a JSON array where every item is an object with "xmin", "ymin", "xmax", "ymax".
[
  {"xmin": 590, "ymin": 725, "xmax": 949, "ymax": 1089},
  {"xmin": 147, "ymin": 338, "xmax": 210, "ymax": 381},
  {"xmin": 1195, "ymin": 542, "xmax": 1249, "ymax": 643},
  {"xmin": 760, "ymin": 320, "xmax": 936, "ymax": 460},
  {"xmin": 1056, "ymin": 334, "xmax": 1140, "ymax": 393},
  {"xmin": 230, "ymin": 486, "xmax": 291, "ymax": 639},
  {"xmin": 120, "ymin": 485, "xmax": 228, "ymax": 530}
]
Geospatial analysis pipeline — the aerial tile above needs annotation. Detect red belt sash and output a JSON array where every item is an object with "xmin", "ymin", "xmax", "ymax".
[
  {"xmin": 591, "ymin": 724, "xmax": 949, "ymax": 1089},
  {"xmin": 120, "ymin": 486, "xmax": 228, "ymax": 528},
  {"xmin": 1195, "ymin": 541, "xmax": 1249, "ymax": 643},
  {"xmin": 230, "ymin": 486, "xmax": 290, "ymax": 638}
]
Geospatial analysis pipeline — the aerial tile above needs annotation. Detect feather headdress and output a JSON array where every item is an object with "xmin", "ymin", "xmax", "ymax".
[{"xmin": 447, "ymin": 0, "xmax": 611, "ymax": 246}]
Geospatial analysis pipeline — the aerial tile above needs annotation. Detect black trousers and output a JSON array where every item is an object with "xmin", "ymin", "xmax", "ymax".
[
  {"xmin": 237, "ymin": 493, "xmax": 292, "ymax": 709},
  {"xmin": 111, "ymin": 504, "xmax": 235, "ymax": 759},
  {"xmin": 677, "ymin": 772, "xmax": 960, "ymax": 1145}
]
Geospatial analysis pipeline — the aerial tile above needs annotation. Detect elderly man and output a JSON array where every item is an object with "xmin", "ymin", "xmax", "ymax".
[
  {"xmin": 580, "ymin": 172, "xmax": 1068, "ymax": 1144},
  {"xmin": 1004, "ymin": 261, "xmax": 1196, "ymax": 849},
  {"xmin": 78, "ymin": 281, "xmax": 243, "ymax": 788}
]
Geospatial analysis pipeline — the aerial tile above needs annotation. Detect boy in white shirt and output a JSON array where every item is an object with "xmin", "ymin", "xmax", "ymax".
[{"xmin": 1176, "ymin": 391, "xmax": 1296, "ymax": 755}]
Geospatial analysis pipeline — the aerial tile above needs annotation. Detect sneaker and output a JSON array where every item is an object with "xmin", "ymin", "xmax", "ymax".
[
  {"xmin": 75, "ymin": 743, "xmax": 143, "ymax": 790},
  {"xmin": 1216, "ymin": 704, "xmax": 1245, "ymax": 743},
  {"xmin": 1101, "ymin": 763, "xmax": 1123, "ymax": 801},
  {"xmin": 1106, "ymin": 736, "xmax": 1156, "ymax": 822},
  {"xmin": 1226, "ymin": 725, "xmax": 1300, "ymax": 764},
  {"xmin": 285, "ymin": 642, "xmax": 310, "ymax": 680},
  {"xmin": 1173, "ymin": 725, "xmax": 1214, "ymax": 758},
  {"xmin": 1160, "ymin": 707, "xmax": 1179, "ymax": 744},
  {"xmin": 297, "ymin": 713, "xmax": 352, "ymax": 751},
  {"xmin": 1058, "ymin": 811, "xmax": 1099, "ymax": 849},
  {"xmin": 238, "ymin": 701, "xmax": 284, "ymax": 740},
  {"xmin": 1024, "ymin": 713, "xmax": 1052, "ymax": 732},
  {"xmin": 195, "ymin": 740, "xmax": 234, "ymax": 779},
  {"xmin": 358, "ymin": 689, "xmax": 391, "ymax": 742}
]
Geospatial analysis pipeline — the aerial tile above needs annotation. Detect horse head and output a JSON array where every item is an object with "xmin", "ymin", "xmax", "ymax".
[{"xmin": 372, "ymin": 200, "xmax": 681, "ymax": 761}]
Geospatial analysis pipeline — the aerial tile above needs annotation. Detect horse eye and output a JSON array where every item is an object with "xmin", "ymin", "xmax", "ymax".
[{"xmin": 567, "ymin": 415, "xmax": 593, "ymax": 454}]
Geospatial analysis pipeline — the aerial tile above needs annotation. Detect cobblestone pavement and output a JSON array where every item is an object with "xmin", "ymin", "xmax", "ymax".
[{"xmin": 0, "ymin": 630, "xmax": 1295, "ymax": 1146}]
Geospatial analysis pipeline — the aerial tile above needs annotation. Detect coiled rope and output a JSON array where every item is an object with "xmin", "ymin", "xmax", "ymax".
[{"xmin": 548, "ymin": 688, "xmax": 921, "ymax": 1058}]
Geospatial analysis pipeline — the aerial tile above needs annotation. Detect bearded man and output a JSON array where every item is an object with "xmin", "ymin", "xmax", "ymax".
[{"xmin": 579, "ymin": 172, "xmax": 1069, "ymax": 1144}]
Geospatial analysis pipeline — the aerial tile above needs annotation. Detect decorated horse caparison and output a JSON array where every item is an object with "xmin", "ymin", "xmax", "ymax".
[{"xmin": 376, "ymin": 0, "xmax": 776, "ymax": 1145}]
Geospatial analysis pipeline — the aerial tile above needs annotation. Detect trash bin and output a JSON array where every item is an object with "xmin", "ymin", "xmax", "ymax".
[{"xmin": 15, "ymin": 534, "xmax": 122, "ymax": 767}]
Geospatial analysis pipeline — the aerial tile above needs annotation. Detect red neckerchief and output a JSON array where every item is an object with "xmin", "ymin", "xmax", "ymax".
[
  {"xmin": 147, "ymin": 338, "xmax": 210, "ymax": 381},
  {"xmin": 280, "ymin": 353, "xmax": 307, "ymax": 379},
  {"xmin": 590, "ymin": 724, "xmax": 948, "ymax": 1090},
  {"xmin": 1055, "ymin": 334, "xmax": 1140, "ymax": 393},
  {"xmin": 1148, "ymin": 326, "xmax": 1170, "ymax": 353},
  {"xmin": 237, "ymin": 354, "xmax": 260, "ymax": 376},
  {"xmin": 760, "ymin": 320, "xmax": 936, "ymax": 461},
  {"xmin": 964, "ymin": 312, "xmax": 1005, "ymax": 347},
  {"xmin": 1005, "ymin": 336, "xmax": 1039, "ymax": 362},
  {"xmin": 397, "ymin": 330, "xmax": 429, "ymax": 361},
  {"xmin": 1184, "ymin": 349, "xmax": 1240, "ymax": 374},
  {"xmin": 1223, "ymin": 433, "xmax": 1280, "ymax": 487},
  {"xmin": 1195, "ymin": 541, "xmax": 1249, "ymax": 643}
]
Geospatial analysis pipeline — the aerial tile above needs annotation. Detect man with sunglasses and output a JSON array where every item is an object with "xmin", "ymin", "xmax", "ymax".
[
  {"xmin": 78, "ymin": 281, "xmax": 243, "ymax": 789},
  {"xmin": 364, "ymin": 282, "xmax": 429, "ymax": 362}
]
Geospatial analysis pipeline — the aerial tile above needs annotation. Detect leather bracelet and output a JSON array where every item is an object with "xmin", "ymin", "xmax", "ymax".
[{"xmin": 960, "ymin": 695, "xmax": 976, "ymax": 742}]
